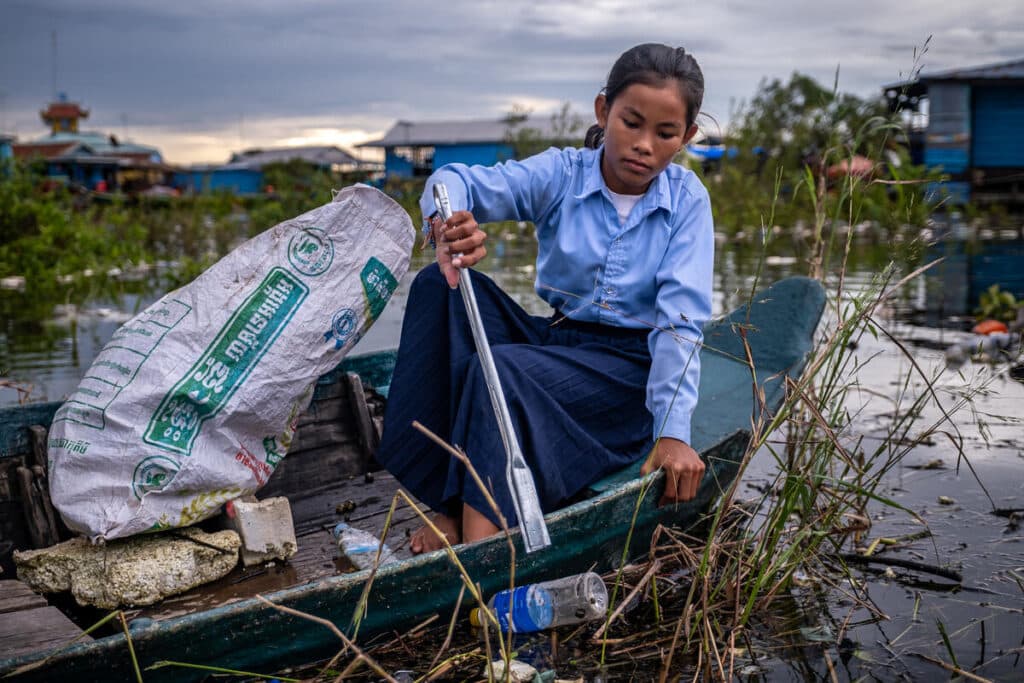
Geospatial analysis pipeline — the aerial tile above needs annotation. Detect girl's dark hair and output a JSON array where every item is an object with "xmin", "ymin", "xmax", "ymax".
[{"xmin": 585, "ymin": 43, "xmax": 704, "ymax": 149}]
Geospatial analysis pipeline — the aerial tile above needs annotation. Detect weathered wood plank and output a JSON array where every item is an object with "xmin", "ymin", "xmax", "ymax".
[
  {"xmin": 0, "ymin": 605, "xmax": 91, "ymax": 658},
  {"xmin": 28, "ymin": 426, "xmax": 47, "ymax": 470},
  {"xmin": 294, "ymin": 396, "xmax": 346, "ymax": 429},
  {"xmin": 309, "ymin": 376, "xmax": 346, "ymax": 403},
  {"xmin": 285, "ymin": 419, "xmax": 354, "ymax": 456},
  {"xmin": 27, "ymin": 425, "xmax": 61, "ymax": 543},
  {"xmin": 284, "ymin": 469, "xmax": 422, "ymax": 537},
  {"xmin": 260, "ymin": 442, "xmax": 364, "ymax": 501},
  {"xmin": 344, "ymin": 372, "xmax": 379, "ymax": 475},
  {"xmin": 16, "ymin": 466, "xmax": 56, "ymax": 549},
  {"xmin": 0, "ymin": 580, "xmax": 47, "ymax": 614}
]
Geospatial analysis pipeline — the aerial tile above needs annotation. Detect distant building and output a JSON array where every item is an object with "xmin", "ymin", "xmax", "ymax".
[
  {"xmin": 885, "ymin": 58, "xmax": 1024, "ymax": 205},
  {"xmin": 360, "ymin": 115, "xmax": 584, "ymax": 180},
  {"xmin": 176, "ymin": 145, "xmax": 376, "ymax": 195},
  {"xmin": 0, "ymin": 134, "xmax": 13, "ymax": 161},
  {"xmin": 12, "ymin": 96, "xmax": 173, "ymax": 192},
  {"xmin": 13, "ymin": 130, "xmax": 171, "ymax": 193}
]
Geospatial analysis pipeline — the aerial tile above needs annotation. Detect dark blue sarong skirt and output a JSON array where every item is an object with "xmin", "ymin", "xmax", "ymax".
[{"xmin": 376, "ymin": 263, "xmax": 654, "ymax": 529}]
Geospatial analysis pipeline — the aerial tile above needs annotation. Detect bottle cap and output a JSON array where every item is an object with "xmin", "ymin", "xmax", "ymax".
[{"xmin": 468, "ymin": 608, "xmax": 482, "ymax": 628}]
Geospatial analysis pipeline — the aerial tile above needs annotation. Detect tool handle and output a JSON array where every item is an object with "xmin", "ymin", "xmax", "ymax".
[{"xmin": 432, "ymin": 184, "xmax": 551, "ymax": 552}]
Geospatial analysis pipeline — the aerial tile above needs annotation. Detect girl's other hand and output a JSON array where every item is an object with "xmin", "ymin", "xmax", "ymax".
[
  {"xmin": 640, "ymin": 437, "xmax": 705, "ymax": 505},
  {"xmin": 434, "ymin": 210, "xmax": 487, "ymax": 288}
]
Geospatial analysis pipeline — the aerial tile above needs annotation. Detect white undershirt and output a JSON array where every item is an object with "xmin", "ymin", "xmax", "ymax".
[{"xmin": 607, "ymin": 189, "xmax": 643, "ymax": 226}]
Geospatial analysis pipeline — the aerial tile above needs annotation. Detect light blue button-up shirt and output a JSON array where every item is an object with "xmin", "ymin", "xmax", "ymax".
[{"xmin": 419, "ymin": 145, "xmax": 714, "ymax": 445}]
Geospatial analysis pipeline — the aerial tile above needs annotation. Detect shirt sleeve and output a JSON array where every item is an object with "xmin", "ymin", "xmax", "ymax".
[
  {"xmin": 418, "ymin": 147, "xmax": 570, "ymax": 225},
  {"xmin": 645, "ymin": 186, "xmax": 715, "ymax": 445}
]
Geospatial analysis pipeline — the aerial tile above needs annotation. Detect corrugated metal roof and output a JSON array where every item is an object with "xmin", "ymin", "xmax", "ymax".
[
  {"xmin": 12, "ymin": 141, "xmax": 82, "ymax": 160},
  {"xmin": 224, "ymin": 145, "xmax": 363, "ymax": 170},
  {"xmin": 884, "ymin": 57, "xmax": 1024, "ymax": 90},
  {"xmin": 922, "ymin": 58, "xmax": 1024, "ymax": 82},
  {"xmin": 361, "ymin": 115, "xmax": 585, "ymax": 147},
  {"xmin": 21, "ymin": 132, "xmax": 160, "ymax": 156}
]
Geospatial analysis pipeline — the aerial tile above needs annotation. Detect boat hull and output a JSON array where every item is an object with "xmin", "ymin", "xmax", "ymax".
[{"xmin": 0, "ymin": 275, "xmax": 826, "ymax": 680}]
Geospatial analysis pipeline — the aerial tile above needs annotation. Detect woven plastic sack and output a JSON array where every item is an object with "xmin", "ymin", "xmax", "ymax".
[{"xmin": 48, "ymin": 185, "xmax": 414, "ymax": 541}]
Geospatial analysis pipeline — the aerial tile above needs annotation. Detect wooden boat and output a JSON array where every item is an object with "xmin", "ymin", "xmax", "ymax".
[{"xmin": 0, "ymin": 276, "xmax": 825, "ymax": 681}]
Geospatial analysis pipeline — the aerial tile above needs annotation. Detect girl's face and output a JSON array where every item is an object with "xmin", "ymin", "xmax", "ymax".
[{"xmin": 595, "ymin": 80, "xmax": 698, "ymax": 195}]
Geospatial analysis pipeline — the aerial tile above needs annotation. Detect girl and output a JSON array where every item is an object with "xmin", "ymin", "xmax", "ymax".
[{"xmin": 376, "ymin": 43, "xmax": 713, "ymax": 554}]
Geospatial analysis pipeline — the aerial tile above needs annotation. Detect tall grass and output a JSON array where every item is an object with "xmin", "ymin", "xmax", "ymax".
[{"xmin": 591, "ymin": 106, "xmax": 1002, "ymax": 681}]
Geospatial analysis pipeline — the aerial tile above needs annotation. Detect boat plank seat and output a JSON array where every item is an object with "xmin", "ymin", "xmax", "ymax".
[
  {"xmin": 0, "ymin": 580, "xmax": 91, "ymax": 658},
  {"xmin": 0, "ymin": 579, "xmax": 47, "ymax": 614},
  {"xmin": 127, "ymin": 470, "xmax": 425, "ymax": 623}
]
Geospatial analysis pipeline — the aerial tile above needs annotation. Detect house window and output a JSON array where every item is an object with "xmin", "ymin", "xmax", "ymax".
[{"xmin": 393, "ymin": 146, "xmax": 435, "ymax": 176}]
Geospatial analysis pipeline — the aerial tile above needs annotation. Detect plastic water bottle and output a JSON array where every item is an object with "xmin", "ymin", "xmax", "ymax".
[
  {"xmin": 469, "ymin": 572, "xmax": 608, "ymax": 633},
  {"xmin": 332, "ymin": 522, "xmax": 397, "ymax": 570}
]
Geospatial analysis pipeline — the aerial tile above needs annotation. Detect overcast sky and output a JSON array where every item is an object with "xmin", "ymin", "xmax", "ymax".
[{"xmin": 0, "ymin": 1, "xmax": 1019, "ymax": 164}]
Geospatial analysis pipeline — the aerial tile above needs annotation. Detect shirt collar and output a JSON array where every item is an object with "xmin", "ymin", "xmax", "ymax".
[{"xmin": 577, "ymin": 146, "xmax": 674, "ymax": 215}]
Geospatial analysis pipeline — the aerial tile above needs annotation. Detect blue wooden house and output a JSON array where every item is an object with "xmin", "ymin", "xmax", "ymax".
[
  {"xmin": 12, "ymin": 131, "xmax": 171, "ymax": 192},
  {"xmin": 885, "ymin": 58, "xmax": 1024, "ymax": 205},
  {"xmin": 11, "ymin": 97, "xmax": 174, "ymax": 192},
  {"xmin": 176, "ymin": 145, "xmax": 374, "ymax": 195},
  {"xmin": 361, "ymin": 115, "xmax": 582, "ymax": 180},
  {"xmin": 0, "ymin": 134, "xmax": 13, "ymax": 162}
]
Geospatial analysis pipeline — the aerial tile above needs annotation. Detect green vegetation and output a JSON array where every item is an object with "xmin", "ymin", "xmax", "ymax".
[
  {"xmin": 707, "ymin": 71, "xmax": 940, "ymax": 236},
  {"xmin": 504, "ymin": 102, "xmax": 587, "ymax": 159},
  {"xmin": 0, "ymin": 159, "xmax": 363, "ymax": 310},
  {"xmin": 975, "ymin": 283, "xmax": 1021, "ymax": 323}
]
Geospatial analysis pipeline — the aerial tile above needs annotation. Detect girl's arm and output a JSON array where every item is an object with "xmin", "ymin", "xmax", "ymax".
[
  {"xmin": 419, "ymin": 148, "xmax": 571, "ymax": 286},
  {"xmin": 643, "ymin": 186, "xmax": 715, "ymax": 501},
  {"xmin": 418, "ymin": 147, "xmax": 570, "ymax": 229}
]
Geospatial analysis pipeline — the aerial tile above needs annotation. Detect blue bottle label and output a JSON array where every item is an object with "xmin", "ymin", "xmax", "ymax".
[{"xmin": 490, "ymin": 585, "xmax": 554, "ymax": 633}]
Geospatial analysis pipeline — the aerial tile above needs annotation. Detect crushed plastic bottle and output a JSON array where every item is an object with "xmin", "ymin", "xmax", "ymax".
[
  {"xmin": 332, "ymin": 522, "xmax": 397, "ymax": 570},
  {"xmin": 470, "ymin": 571, "xmax": 608, "ymax": 633}
]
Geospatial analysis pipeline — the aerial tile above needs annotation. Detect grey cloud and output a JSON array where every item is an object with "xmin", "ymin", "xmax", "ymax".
[{"xmin": 1, "ymin": 0, "xmax": 1019, "ymax": 159}]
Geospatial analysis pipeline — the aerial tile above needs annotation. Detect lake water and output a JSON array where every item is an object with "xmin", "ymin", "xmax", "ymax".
[{"xmin": 1, "ymin": 231, "xmax": 1022, "ymax": 680}]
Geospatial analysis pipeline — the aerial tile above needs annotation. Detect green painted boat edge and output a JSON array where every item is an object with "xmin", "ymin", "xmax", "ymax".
[{"xmin": 0, "ymin": 430, "xmax": 749, "ymax": 682}]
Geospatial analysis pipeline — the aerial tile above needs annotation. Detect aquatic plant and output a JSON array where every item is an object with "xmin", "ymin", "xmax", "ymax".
[{"xmin": 975, "ymin": 284, "xmax": 1021, "ymax": 324}]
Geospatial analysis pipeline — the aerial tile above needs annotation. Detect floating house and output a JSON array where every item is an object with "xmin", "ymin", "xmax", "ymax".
[
  {"xmin": 11, "ymin": 95, "xmax": 173, "ymax": 192},
  {"xmin": 884, "ymin": 58, "xmax": 1024, "ymax": 205},
  {"xmin": 361, "ymin": 115, "xmax": 584, "ymax": 180},
  {"xmin": 177, "ymin": 145, "xmax": 375, "ymax": 195}
]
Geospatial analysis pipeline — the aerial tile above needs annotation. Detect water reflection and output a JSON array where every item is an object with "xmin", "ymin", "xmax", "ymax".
[
  {"xmin": 922, "ymin": 238, "xmax": 1024, "ymax": 327},
  {"xmin": 1, "ymin": 233, "xmax": 1016, "ymax": 406}
]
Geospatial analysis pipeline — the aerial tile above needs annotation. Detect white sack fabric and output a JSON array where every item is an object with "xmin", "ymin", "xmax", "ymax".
[{"xmin": 48, "ymin": 185, "xmax": 414, "ymax": 541}]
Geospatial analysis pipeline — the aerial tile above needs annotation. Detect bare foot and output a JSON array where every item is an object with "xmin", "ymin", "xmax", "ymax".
[
  {"xmin": 410, "ymin": 513, "xmax": 461, "ymax": 554},
  {"xmin": 462, "ymin": 503, "xmax": 500, "ymax": 543}
]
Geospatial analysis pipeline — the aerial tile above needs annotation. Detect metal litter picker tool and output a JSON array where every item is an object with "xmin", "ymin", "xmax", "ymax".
[{"xmin": 433, "ymin": 183, "xmax": 551, "ymax": 553}]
